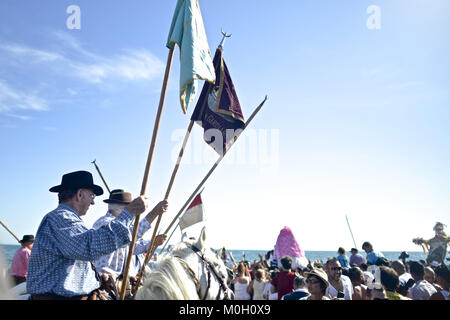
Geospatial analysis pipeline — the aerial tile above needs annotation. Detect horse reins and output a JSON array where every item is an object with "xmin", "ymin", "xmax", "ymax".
[{"xmin": 175, "ymin": 244, "xmax": 232, "ymax": 300}]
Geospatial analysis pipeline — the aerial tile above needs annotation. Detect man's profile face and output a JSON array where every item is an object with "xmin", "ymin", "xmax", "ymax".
[{"xmin": 78, "ymin": 189, "xmax": 95, "ymax": 216}]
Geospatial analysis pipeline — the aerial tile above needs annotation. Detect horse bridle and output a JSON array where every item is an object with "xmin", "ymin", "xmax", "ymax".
[{"xmin": 175, "ymin": 244, "xmax": 233, "ymax": 300}]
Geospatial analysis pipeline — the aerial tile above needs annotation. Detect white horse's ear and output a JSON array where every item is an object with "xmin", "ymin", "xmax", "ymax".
[
  {"xmin": 181, "ymin": 232, "xmax": 188, "ymax": 242},
  {"xmin": 195, "ymin": 226, "xmax": 207, "ymax": 250}
]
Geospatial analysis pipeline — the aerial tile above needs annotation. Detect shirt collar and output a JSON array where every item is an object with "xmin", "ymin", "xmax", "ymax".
[
  {"xmin": 105, "ymin": 211, "xmax": 116, "ymax": 218},
  {"xmin": 58, "ymin": 203, "xmax": 80, "ymax": 216}
]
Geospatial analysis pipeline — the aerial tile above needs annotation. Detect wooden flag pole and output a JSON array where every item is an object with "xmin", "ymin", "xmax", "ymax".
[
  {"xmin": 159, "ymin": 220, "xmax": 180, "ymax": 253},
  {"xmin": 132, "ymin": 119, "xmax": 195, "ymax": 295},
  {"xmin": 119, "ymin": 46, "xmax": 175, "ymax": 300},
  {"xmin": 131, "ymin": 158, "xmax": 221, "ymax": 297},
  {"xmin": 165, "ymin": 120, "xmax": 195, "ymax": 200},
  {"xmin": 163, "ymin": 161, "xmax": 219, "ymax": 238},
  {"xmin": 0, "ymin": 220, "xmax": 21, "ymax": 243},
  {"xmin": 91, "ymin": 159, "xmax": 111, "ymax": 194},
  {"xmin": 159, "ymin": 96, "xmax": 268, "ymax": 255}
]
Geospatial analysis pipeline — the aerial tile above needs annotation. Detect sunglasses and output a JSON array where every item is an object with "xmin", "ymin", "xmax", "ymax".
[{"xmin": 331, "ymin": 267, "xmax": 342, "ymax": 271}]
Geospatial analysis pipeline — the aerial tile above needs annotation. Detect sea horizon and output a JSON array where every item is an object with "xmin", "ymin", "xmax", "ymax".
[{"xmin": 1, "ymin": 243, "xmax": 428, "ymax": 268}]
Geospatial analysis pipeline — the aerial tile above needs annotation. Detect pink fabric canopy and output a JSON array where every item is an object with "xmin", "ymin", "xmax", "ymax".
[{"xmin": 274, "ymin": 227, "xmax": 306, "ymax": 259}]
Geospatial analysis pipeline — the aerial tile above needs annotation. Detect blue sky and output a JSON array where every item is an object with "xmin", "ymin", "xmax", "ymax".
[{"xmin": 0, "ymin": 0, "xmax": 449, "ymax": 253}]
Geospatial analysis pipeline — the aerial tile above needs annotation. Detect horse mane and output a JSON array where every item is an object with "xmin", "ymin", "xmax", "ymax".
[{"xmin": 136, "ymin": 241, "xmax": 200, "ymax": 300}]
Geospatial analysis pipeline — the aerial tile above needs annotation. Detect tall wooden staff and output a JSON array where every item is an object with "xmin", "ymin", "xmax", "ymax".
[
  {"xmin": 131, "ymin": 119, "xmax": 194, "ymax": 295},
  {"xmin": 119, "ymin": 46, "xmax": 175, "ymax": 300},
  {"xmin": 0, "ymin": 221, "xmax": 21, "ymax": 243},
  {"xmin": 91, "ymin": 159, "xmax": 111, "ymax": 194}
]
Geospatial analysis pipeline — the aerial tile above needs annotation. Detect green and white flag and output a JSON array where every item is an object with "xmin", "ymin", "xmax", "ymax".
[{"xmin": 166, "ymin": 0, "xmax": 215, "ymax": 114}]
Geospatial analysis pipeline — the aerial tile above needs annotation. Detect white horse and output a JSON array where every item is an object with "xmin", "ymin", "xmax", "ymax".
[
  {"xmin": 135, "ymin": 227, "xmax": 234, "ymax": 300},
  {"xmin": 0, "ymin": 251, "xmax": 15, "ymax": 300}
]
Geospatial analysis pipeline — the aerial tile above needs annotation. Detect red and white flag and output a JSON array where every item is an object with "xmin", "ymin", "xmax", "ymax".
[{"xmin": 179, "ymin": 193, "xmax": 204, "ymax": 230}]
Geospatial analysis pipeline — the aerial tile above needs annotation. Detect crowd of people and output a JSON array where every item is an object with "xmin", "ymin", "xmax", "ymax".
[
  {"xmin": 2, "ymin": 169, "xmax": 449, "ymax": 301},
  {"xmin": 220, "ymin": 242, "xmax": 449, "ymax": 300}
]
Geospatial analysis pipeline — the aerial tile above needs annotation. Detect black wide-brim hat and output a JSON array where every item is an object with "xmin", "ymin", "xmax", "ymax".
[
  {"xmin": 20, "ymin": 235, "xmax": 34, "ymax": 243},
  {"xmin": 49, "ymin": 170, "xmax": 104, "ymax": 196},
  {"xmin": 103, "ymin": 189, "xmax": 132, "ymax": 204}
]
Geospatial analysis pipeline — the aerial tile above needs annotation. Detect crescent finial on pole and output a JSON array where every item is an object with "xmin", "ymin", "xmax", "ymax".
[{"xmin": 218, "ymin": 28, "xmax": 232, "ymax": 49}]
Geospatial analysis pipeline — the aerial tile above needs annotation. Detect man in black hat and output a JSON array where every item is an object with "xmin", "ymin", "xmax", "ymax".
[
  {"xmin": 93, "ymin": 189, "xmax": 168, "ymax": 280},
  {"xmin": 9, "ymin": 235, "xmax": 34, "ymax": 285},
  {"xmin": 27, "ymin": 170, "xmax": 148, "ymax": 300}
]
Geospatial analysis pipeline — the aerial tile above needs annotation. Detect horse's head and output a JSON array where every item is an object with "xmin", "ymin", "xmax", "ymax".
[
  {"xmin": 136, "ymin": 227, "xmax": 234, "ymax": 300},
  {"xmin": 177, "ymin": 227, "xmax": 235, "ymax": 300}
]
